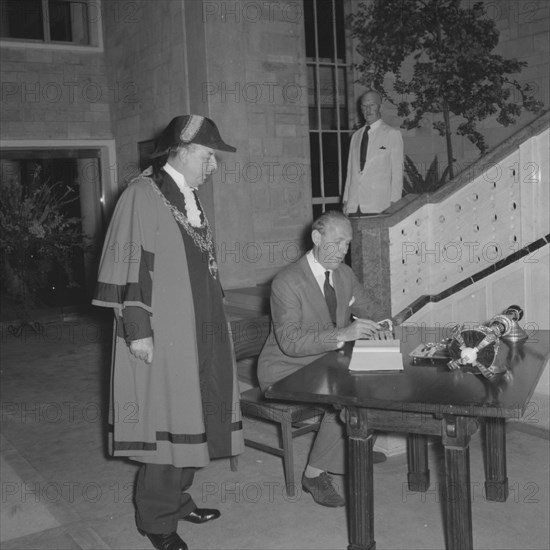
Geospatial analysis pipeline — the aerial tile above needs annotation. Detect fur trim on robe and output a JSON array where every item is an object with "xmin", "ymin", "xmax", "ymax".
[{"xmin": 93, "ymin": 175, "xmax": 244, "ymax": 467}]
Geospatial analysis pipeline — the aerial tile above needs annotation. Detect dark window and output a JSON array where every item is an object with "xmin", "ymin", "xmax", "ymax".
[
  {"xmin": 0, "ymin": 0, "xmax": 44, "ymax": 40},
  {"xmin": 305, "ymin": 0, "xmax": 353, "ymax": 215},
  {"xmin": 1, "ymin": 0, "xmax": 91, "ymax": 44},
  {"xmin": 49, "ymin": 1, "xmax": 73, "ymax": 42}
]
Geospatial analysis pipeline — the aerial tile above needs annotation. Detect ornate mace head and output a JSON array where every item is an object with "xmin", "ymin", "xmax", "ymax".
[{"xmin": 447, "ymin": 305, "xmax": 527, "ymax": 379}]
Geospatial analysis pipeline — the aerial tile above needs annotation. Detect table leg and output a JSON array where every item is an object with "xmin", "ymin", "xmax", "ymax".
[
  {"xmin": 346, "ymin": 407, "xmax": 376, "ymax": 550},
  {"xmin": 483, "ymin": 417, "xmax": 508, "ymax": 502},
  {"xmin": 442, "ymin": 416, "xmax": 477, "ymax": 550},
  {"xmin": 407, "ymin": 433, "xmax": 430, "ymax": 491}
]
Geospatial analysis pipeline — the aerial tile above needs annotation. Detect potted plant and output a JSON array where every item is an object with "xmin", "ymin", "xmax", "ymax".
[
  {"xmin": 0, "ymin": 165, "xmax": 84, "ymax": 330},
  {"xmin": 403, "ymin": 155, "xmax": 450, "ymax": 196}
]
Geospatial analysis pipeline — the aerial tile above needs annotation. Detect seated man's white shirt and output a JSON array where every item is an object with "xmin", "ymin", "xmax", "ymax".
[{"xmin": 306, "ymin": 250, "xmax": 335, "ymax": 293}]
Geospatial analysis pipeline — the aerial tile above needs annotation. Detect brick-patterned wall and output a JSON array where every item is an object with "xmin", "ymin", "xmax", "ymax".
[
  {"xmin": 0, "ymin": 47, "xmax": 111, "ymax": 140},
  {"xmin": 195, "ymin": 1, "xmax": 312, "ymax": 288},
  {"xmin": 101, "ymin": 0, "xmax": 311, "ymax": 289},
  {"xmin": 101, "ymin": 0, "xmax": 189, "ymax": 188}
]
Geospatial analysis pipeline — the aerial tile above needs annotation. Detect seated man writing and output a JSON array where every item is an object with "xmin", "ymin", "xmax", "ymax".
[{"xmin": 258, "ymin": 210, "xmax": 389, "ymax": 507}]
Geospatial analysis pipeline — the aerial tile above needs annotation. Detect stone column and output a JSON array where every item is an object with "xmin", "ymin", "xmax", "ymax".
[
  {"xmin": 77, "ymin": 158, "xmax": 102, "ymax": 295},
  {"xmin": 350, "ymin": 216, "xmax": 393, "ymax": 320},
  {"xmin": 349, "ymin": 194, "xmax": 423, "ymax": 321}
]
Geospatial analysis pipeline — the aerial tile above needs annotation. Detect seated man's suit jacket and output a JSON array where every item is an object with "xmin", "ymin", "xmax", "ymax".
[
  {"xmin": 342, "ymin": 120, "xmax": 404, "ymax": 214},
  {"xmin": 257, "ymin": 254, "xmax": 375, "ymax": 391}
]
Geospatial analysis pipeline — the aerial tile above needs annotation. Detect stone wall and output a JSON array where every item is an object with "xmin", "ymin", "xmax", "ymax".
[
  {"xmin": 101, "ymin": 0, "xmax": 189, "ymax": 187},
  {"xmin": 101, "ymin": 0, "xmax": 311, "ymax": 289},
  {"xmin": 200, "ymin": 0, "xmax": 311, "ymax": 287},
  {"xmin": 0, "ymin": 46, "xmax": 110, "ymax": 141}
]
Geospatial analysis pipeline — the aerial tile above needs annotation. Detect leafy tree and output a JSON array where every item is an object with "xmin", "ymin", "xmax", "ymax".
[{"xmin": 349, "ymin": 0, "xmax": 544, "ymax": 179}]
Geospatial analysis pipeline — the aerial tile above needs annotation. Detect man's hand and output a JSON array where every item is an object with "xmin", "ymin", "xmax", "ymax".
[
  {"xmin": 373, "ymin": 329, "xmax": 394, "ymax": 340},
  {"xmin": 129, "ymin": 337, "xmax": 154, "ymax": 364},
  {"xmin": 337, "ymin": 319, "xmax": 381, "ymax": 342}
]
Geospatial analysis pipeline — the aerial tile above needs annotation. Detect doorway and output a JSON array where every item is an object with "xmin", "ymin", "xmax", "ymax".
[{"xmin": 0, "ymin": 148, "xmax": 104, "ymax": 310}]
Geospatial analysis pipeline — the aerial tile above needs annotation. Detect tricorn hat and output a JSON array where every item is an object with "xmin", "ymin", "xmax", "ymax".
[{"xmin": 150, "ymin": 115, "xmax": 236, "ymax": 158}]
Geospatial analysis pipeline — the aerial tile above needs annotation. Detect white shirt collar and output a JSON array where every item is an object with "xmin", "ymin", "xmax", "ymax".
[
  {"xmin": 306, "ymin": 250, "xmax": 334, "ymax": 293},
  {"xmin": 162, "ymin": 162, "xmax": 189, "ymax": 192},
  {"xmin": 161, "ymin": 162, "xmax": 203, "ymax": 227},
  {"xmin": 366, "ymin": 118, "xmax": 382, "ymax": 131}
]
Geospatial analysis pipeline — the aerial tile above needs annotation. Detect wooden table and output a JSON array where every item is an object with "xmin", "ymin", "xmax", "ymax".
[{"xmin": 265, "ymin": 326, "xmax": 550, "ymax": 550}]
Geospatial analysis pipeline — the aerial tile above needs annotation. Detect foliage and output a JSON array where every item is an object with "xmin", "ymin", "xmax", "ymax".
[
  {"xmin": 349, "ymin": 0, "xmax": 545, "ymax": 179},
  {"xmin": 403, "ymin": 155, "xmax": 450, "ymax": 195},
  {"xmin": 0, "ymin": 167, "xmax": 84, "ymax": 316}
]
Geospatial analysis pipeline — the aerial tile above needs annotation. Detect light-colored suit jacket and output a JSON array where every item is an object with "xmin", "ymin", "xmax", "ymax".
[
  {"xmin": 342, "ymin": 120, "xmax": 404, "ymax": 214},
  {"xmin": 257, "ymin": 255, "xmax": 375, "ymax": 391}
]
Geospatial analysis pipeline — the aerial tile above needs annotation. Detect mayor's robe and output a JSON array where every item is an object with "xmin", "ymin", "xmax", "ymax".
[{"xmin": 92, "ymin": 173, "xmax": 244, "ymax": 467}]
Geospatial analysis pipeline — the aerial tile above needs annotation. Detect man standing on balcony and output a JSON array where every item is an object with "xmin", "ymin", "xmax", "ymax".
[
  {"xmin": 92, "ymin": 115, "xmax": 242, "ymax": 550},
  {"xmin": 342, "ymin": 90, "xmax": 404, "ymax": 214}
]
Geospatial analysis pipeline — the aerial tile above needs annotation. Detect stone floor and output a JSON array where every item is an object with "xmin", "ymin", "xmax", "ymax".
[{"xmin": 1, "ymin": 310, "xmax": 549, "ymax": 550}]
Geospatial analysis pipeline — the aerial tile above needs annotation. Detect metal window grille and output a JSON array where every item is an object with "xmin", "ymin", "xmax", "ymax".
[{"xmin": 304, "ymin": 0, "xmax": 354, "ymax": 219}]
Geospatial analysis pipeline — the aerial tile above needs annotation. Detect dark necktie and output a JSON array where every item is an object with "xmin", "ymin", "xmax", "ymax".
[
  {"xmin": 359, "ymin": 125, "xmax": 370, "ymax": 171},
  {"xmin": 324, "ymin": 271, "xmax": 337, "ymax": 326}
]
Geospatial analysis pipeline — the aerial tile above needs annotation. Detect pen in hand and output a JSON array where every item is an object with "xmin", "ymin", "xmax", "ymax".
[{"xmin": 351, "ymin": 315, "xmax": 394, "ymax": 340}]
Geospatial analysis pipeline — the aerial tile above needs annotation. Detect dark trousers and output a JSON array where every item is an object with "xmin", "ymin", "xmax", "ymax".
[{"xmin": 135, "ymin": 463, "xmax": 197, "ymax": 534}]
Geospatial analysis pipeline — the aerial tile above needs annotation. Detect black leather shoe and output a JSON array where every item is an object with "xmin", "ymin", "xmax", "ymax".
[
  {"xmin": 142, "ymin": 531, "xmax": 188, "ymax": 550},
  {"xmin": 302, "ymin": 472, "xmax": 345, "ymax": 507},
  {"xmin": 182, "ymin": 507, "xmax": 221, "ymax": 524}
]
